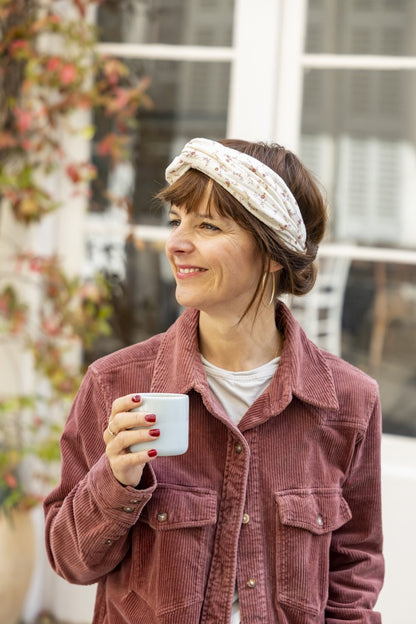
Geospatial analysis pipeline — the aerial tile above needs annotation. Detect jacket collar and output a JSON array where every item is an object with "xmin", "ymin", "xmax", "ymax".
[
  {"xmin": 270, "ymin": 301, "xmax": 339, "ymax": 412},
  {"xmin": 150, "ymin": 303, "xmax": 339, "ymax": 417},
  {"xmin": 150, "ymin": 307, "xmax": 207, "ymax": 396}
]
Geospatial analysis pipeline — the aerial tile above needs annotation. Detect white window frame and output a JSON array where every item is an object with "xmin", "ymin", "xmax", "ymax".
[
  {"xmin": 96, "ymin": 0, "xmax": 307, "ymax": 148},
  {"xmin": 90, "ymin": 0, "xmax": 416, "ymax": 264}
]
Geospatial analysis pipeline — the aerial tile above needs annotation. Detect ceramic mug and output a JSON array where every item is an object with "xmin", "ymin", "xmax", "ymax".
[{"xmin": 129, "ymin": 393, "xmax": 189, "ymax": 456}]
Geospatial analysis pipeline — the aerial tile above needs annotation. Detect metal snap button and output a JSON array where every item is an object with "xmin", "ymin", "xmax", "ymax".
[
  {"xmin": 157, "ymin": 511, "xmax": 168, "ymax": 522},
  {"xmin": 122, "ymin": 506, "xmax": 134, "ymax": 513},
  {"xmin": 317, "ymin": 514, "xmax": 324, "ymax": 527},
  {"xmin": 235, "ymin": 443, "xmax": 243, "ymax": 454},
  {"xmin": 242, "ymin": 513, "xmax": 250, "ymax": 524},
  {"xmin": 246, "ymin": 578, "xmax": 257, "ymax": 588},
  {"xmin": 105, "ymin": 539, "xmax": 113, "ymax": 545}
]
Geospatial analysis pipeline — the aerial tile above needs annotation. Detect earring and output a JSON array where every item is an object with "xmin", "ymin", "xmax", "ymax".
[
  {"xmin": 262, "ymin": 272, "xmax": 276, "ymax": 306},
  {"xmin": 268, "ymin": 274, "xmax": 276, "ymax": 306}
]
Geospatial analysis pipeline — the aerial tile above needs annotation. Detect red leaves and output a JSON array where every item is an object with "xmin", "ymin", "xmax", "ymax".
[
  {"xmin": 60, "ymin": 63, "xmax": 78, "ymax": 86},
  {"xmin": 14, "ymin": 107, "xmax": 33, "ymax": 134},
  {"xmin": 97, "ymin": 133, "xmax": 130, "ymax": 160},
  {"xmin": 1, "ymin": 0, "xmax": 151, "ymax": 224},
  {"xmin": 8, "ymin": 39, "xmax": 32, "ymax": 59},
  {"xmin": 66, "ymin": 162, "xmax": 97, "ymax": 184},
  {"xmin": 0, "ymin": 132, "xmax": 17, "ymax": 149}
]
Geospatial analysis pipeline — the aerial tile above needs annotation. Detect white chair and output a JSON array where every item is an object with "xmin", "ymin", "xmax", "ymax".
[{"xmin": 287, "ymin": 256, "xmax": 351, "ymax": 356}]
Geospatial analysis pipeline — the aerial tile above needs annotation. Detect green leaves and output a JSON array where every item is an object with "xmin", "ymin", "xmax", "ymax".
[{"xmin": 0, "ymin": 257, "xmax": 113, "ymax": 513}]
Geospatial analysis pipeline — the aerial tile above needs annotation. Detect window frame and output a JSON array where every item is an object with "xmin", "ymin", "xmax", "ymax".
[{"xmin": 89, "ymin": 0, "xmax": 416, "ymax": 264}]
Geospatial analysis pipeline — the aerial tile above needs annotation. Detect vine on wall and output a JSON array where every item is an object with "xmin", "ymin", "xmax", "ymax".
[{"xmin": 0, "ymin": 0, "xmax": 150, "ymax": 514}]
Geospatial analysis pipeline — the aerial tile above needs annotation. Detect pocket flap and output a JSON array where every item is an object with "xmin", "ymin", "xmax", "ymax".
[
  {"xmin": 274, "ymin": 489, "xmax": 352, "ymax": 535},
  {"xmin": 142, "ymin": 484, "xmax": 218, "ymax": 530}
]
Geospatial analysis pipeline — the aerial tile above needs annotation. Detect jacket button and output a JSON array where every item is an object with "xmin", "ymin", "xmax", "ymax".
[
  {"xmin": 157, "ymin": 511, "xmax": 168, "ymax": 522},
  {"xmin": 242, "ymin": 513, "xmax": 250, "ymax": 524},
  {"xmin": 105, "ymin": 539, "xmax": 113, "ymax": 545},
  {"xmin": 246, "ymin": 578, "xmax": 257, "ymax": 588},
  {"xmin": 122, "ymin": 506, "xmax": 134, "ymax": 513},
  {"xmin": 235, "ymin": 443, "xmax": 243, "ymax": 454},
  {"xmin": 317, "ymin": 514, "xmax": 324, "ymax": 527}
]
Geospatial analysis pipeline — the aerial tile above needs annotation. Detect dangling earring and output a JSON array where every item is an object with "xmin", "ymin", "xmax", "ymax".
[
  {"xmin": 262, "ymin": 272, "xmax": 276, "ymax": 306},
  {"xmin": 269, "ymin": 273, "xmax": 276, "ymax": 306}
]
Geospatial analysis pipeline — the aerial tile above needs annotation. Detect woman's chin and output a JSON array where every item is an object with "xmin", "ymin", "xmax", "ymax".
[{"xmin": 175, "ymin": 291, "xmax": 199, "ymax": 310}]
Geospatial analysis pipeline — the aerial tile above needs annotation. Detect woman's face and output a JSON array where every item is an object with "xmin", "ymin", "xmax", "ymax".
[{"xmin": 165, "ymin": 200, "xmax": 263, "ymax": 317}]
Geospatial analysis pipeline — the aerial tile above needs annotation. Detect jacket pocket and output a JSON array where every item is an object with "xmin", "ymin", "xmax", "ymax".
[
  {"xmin": 274, "ymin": 488, "xmax": 352, "ymax": 617},
  {"xmin": 130, "ymin": 484, "xmax": 217, "ymax": 615}
]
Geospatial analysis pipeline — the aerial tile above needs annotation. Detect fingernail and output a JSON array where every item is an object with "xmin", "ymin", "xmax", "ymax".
[
  {"xmin": 144, "ymin": 414, "xmax": 156, "ymax": 423},
  {"xmin": 147, "ymin": 449, "xmax": 157, "ymax": 458},
  {"xmin": 132, "ymin": 394, "xmax": 141, "ymax": 403},
  {"xmin": 149, "ymin": 429, "xmax": 160, "ymax": 438}
]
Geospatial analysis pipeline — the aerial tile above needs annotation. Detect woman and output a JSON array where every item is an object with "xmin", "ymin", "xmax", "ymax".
[{"xmin": 44, "ymin": 138, "xmax": 384, "ymax": 623}]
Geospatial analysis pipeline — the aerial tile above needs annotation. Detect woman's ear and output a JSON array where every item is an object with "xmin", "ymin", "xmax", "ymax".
[{"xmin": 269, "ymin": 260, "xmax": 283, "ymax": 273}]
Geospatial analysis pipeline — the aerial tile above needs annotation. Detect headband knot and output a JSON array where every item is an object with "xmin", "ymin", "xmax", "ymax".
[{"xmin": 165, "ymin": 138, "xmax": 307, "ymax": 253}]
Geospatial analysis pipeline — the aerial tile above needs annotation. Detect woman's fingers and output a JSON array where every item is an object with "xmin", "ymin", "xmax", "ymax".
[
  {"xmin": 110, "ymin": 393, "xmax": 142, "ymax": 418},
  {"xmin": 105, "ymin": 423, "xmax": 160, "ymax": 451},
  {"xmin": 103, "ymin": 393, "xmax": 159, "ymax": 486},
  {"xmin": 106, "ymin": 393, "xmax": 156, "ymax": 436}
]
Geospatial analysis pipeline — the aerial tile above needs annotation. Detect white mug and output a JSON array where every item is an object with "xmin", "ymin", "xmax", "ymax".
[{"xmin": 129, "ymin": 393, "xmax": 189, "ymax": 456}]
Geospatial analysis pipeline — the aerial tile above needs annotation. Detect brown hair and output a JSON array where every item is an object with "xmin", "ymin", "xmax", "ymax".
[{"xmin": 156, "ymin": 138, "xmax": 327, "ymax": 313}]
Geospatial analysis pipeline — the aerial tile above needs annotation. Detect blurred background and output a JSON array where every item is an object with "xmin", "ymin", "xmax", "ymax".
[{"xmin": 0, "ymin": 0, "xmax": 415, "ymax": 622}]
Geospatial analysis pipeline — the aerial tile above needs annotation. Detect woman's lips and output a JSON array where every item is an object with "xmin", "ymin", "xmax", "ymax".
[{"xmin": 176, "ymin": 265, "xmax": 207, "ymax": 278}]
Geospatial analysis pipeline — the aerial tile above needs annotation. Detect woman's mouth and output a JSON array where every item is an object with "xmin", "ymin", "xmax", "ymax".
[{"xmin": 176, "ymin": 265, "xmax": 207, "ymax": 278}]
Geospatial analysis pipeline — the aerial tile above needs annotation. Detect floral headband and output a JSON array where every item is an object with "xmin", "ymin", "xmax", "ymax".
[{"xmin": 165, "ymin": 137, "xmax": 307, "ymax": 253}]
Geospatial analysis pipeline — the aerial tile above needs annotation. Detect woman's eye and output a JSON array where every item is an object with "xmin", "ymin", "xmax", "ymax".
[
  {"xmin": 201, "ymin": 222, "xmax": 220, "ymax": 231},
  {"xmin": 167, "ymin": 219, "xmax": 180, "ymax": 228}
]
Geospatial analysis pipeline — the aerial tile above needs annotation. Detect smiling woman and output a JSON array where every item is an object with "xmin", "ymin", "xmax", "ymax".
[
  {"xmin": 165, "ymin": 202, "xmax": 265, "ymax": 333},
  {"xmin": 158, "ymin": 139, "xmax": 326, "ymax": 322},
  {"xmin": 44, "ymin": 137, "xmax": 384, "ymax": 624}
]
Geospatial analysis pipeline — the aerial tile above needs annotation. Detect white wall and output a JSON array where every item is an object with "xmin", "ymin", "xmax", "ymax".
[{"xmin": 376, "ymin": 434, "xmax": 416, "ymax": 623}]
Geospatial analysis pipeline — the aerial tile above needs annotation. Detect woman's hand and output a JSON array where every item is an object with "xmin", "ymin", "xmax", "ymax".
[{"xmin": 103, "ymin": 394, "xmax": 159, "ymax": 487}]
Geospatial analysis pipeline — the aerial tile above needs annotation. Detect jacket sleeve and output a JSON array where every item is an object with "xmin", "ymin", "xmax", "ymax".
[
  {"xmin": 43, "ymin": 367, "xmax": 157, "ymax": 585},
  {"xmin": 326, "ymin": 391, "xmax": 384, "ymax": 623}
]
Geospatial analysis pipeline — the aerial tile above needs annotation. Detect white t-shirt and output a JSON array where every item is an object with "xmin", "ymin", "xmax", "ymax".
[
  {"xmin": 201, "ymin": 354, "xmax": 280, "ymax": 623},
  {"xmin": 201, "ymin": 355, "xmax": 280, "ymax": 426}
]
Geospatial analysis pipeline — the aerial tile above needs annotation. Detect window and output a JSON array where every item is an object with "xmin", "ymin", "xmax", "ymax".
[
  {"xmin": 85, "ymin": 0, "xmax": 234, "ymax": 356},
  {"xmin": 82, "ymin": 0, "xmax": 416, "ymax": 437},
  {"xmin": 301, "ymin": 0, "xmax": 416, "ymax": 436}
]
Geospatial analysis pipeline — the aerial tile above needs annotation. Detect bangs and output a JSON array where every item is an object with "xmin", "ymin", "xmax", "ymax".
[
  {"xmin": 156, "ymin": 168, "xmax": 246, "ymax": 222},
  {"xmin": 157, "ymin": 169, "xmax": 209, "ymax": 213}
]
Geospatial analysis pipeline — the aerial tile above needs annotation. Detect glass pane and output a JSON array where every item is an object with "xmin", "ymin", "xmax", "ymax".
[
  {"xmin": 84, "ymin": 59, "xmax": 229, "ymax": 357},
  {"xmin": 300, "ymin": 61, "xmax": 416, "ymax": 438},
  {"xmin": 97, "ymin": 0, "xmax": 234, "ymax": 46},
  {"xmin": 300, "ymin": 68, "xmax": 416, "ymax": 247},
  {"xmin": 305, "ymin": 0, "xmax": 416, "ymax": 56},
  {"xmin": 342, "ymin": 261, "xmax": 416, "ymax": 437},
  {"xmin": 90, "ymin": 59, "xmax": 230, "ymax": 222}
]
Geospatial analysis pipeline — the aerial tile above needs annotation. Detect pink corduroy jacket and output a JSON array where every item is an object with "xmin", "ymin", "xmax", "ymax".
[{"xmin": 44, "ymin": 303, "xmax": 384, "ymax": 624}]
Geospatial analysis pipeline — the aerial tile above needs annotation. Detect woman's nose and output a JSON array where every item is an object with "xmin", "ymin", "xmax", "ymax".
[{"xmin": 166, "ymin": 224, "xmax": 194, "ymax": 254}]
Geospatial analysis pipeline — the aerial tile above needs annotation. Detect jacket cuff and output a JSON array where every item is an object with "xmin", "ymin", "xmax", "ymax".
[{"xmin": 87, "ymin": 453, "xmax": 157, "ymax": 523}]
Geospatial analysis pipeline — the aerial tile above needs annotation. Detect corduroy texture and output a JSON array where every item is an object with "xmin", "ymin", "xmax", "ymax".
[{"xmin": 44, "ymin": 303, "xmax": 384, "ymax": 623}]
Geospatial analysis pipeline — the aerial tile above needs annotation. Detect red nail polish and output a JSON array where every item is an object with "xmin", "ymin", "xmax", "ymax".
[
  {"xmin": 147, "ymin": 449, "xmax": 157, "ymax": 458},
  {"xmin": 132, "ymin": 394, "xmax": 141, "ymax": 403},
  {"xmin": 144, "ymin": 414, "xmax": 156, "ymax": 423},
  {"xmin": 149, "ymin": 428, "xmax": 160, "ymax": 438}
]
